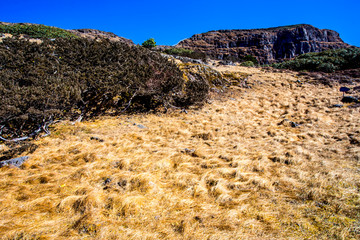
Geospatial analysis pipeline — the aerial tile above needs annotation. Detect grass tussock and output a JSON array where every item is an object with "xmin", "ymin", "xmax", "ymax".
[{"xmin": 0, "ymin": 65, "xmax": 359, "ymax": 239}]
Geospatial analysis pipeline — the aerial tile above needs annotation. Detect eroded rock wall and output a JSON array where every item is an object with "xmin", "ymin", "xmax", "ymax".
[{"xmin": 176, "ymin": 24, "xmax": 351, "ymax": 64}]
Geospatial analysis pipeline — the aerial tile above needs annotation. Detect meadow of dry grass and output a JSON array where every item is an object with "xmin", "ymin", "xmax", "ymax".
[{"xmin": 0, "ymin": 64, "xmax": 359, "ymax": 239}]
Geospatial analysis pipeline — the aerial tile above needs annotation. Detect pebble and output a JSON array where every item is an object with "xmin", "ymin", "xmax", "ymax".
[
  {"xmin": 136, "ymin": 124, "xmax": 147, "ymax": 129},
  {"xmin": 104, "ymin": 178, "xmax": 112, "ymax": 185},
  {"xmin": 290, "ymin": 121, "xmax": 299, "ymax": 128},
  {"xmin": 183, "ymin": 148, "xmax": 195, "ymax": 154},
  {"xmin": 331, "ymin": 104, "xmax": 343, "ymax": 108}
]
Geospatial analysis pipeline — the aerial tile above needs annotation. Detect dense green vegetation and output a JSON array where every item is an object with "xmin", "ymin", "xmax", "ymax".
[
  {"xmin": 142, "ymin": 38, "xmax": 156, "ymax": 49},
  {"xmin": 240, "ymin": 61, "xmax": 255, "ymax": 67},
  {"xmin": 272, "ymin": 48, "xmax": 360, "ymax": 72},
  {"xmin": 0, "ymin": 23, "xmax": 78, "ymax": 39},
  {"xmin": 241, "ymin": 55, "xmax": 258, "ymax": 66},
  {"xmin": 0, "ymin": 37, "xmax": 209, "ymax": 139},
  {"xmin": 164, "ymin": 48, "xmax": 207, "ymax": 61}
]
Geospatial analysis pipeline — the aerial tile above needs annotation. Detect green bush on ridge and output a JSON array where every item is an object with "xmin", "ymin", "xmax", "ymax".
[
  {"xmin": 272, "ymin": 48, "xmax": 360, "ymax": 72},
  {"xmin": 142, "ymin": 38, "xmax": 156, "ymax": 49}
]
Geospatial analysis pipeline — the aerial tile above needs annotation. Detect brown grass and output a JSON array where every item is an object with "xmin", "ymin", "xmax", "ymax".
[{"xmin": 0, "ymin": 65, "xmax": 359, "ymax": 239}]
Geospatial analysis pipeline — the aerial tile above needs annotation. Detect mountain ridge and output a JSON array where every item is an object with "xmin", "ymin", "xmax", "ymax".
[
  {"xmin": 207, "ymin": 24, "xmax": 313, "ymax": 33},
  {"xmin": 0, "ymin": 21, "xmax": 134, "ymax": 45},
  {"xmin": 176, "ymin": 24, "xmax": 353, "ymax": 64},
  {"xmin": 1, "ymin": 22, "xmax": 356, "ymax": 64}
]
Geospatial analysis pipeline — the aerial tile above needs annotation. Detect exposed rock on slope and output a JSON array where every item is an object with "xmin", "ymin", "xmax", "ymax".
[
  {"xmin": 68, "ymin": 29, "xmax": 134, "ymax": 45},
  {"xmin": 176, "ymin": 24, "xmax": 351, "ymax": 64}
]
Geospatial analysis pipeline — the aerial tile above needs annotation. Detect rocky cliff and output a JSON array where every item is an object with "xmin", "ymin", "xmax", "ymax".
[{"xmin": 176, "ymin": 24, "xmax": 351, "ymax": 64}]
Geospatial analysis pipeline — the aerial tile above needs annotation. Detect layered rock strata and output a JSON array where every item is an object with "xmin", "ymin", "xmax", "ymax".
[{"xmin": 176, "ymin": 24, "xmax": 351, "ymax": 64}]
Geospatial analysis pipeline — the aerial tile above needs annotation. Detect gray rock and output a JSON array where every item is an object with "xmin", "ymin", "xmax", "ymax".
[
  {"xmin": 341, "ymin": 96, "xmax": 359, "ymax": 103},
  {"xmin": 290, "ymin": 121, "xmax": 299, "ymax": 128},
  {"xmin": 219, "ymin": 60, "xmax": 236, "ymax": 66},
  {"xmin": 183, "ymin": 148, "xmax": 195, "ymax": 153},
  {"xmin": 331, "ymin": 104, "xmax": 343, "ymax": 108},
  {"xmin": 104, "ymin": 178, "xmax": 112, "ymax": 185},
  {"xmin": 137, "ymin": 124, "xmax": 147, "ymax": 129},
  {"xmin": 278, "ymin": 119, "xmax": 300, "ymax": 128},
  {"xmin": 0, "ymin": 156, "xmax": 29, "ymax": 168}
]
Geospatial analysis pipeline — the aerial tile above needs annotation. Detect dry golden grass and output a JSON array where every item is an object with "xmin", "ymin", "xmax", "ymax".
[{"xmin": 0, "ymin": 65, "xmax": 359, "ymax": 239}]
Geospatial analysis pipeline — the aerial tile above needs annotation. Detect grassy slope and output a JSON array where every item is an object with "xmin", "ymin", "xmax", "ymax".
[
  {"xmin": 0, "ymin": 65, "xmax": 359, "ymax": 239},
  {"xmin": 0, "ymin": 23, "xmax": 78, "ymax": 39}
]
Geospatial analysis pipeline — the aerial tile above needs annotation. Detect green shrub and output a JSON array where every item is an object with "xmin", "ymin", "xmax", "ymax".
[
  {"xmin": 240, "ymin": 61, "xmax": 255, "ymax": 67},
  {"xmin": 0, "ymin": 23, "xmax": 78, "ymax": 39},
  {"xmin": 242, "ymin": 55, "xmax": 258, "ymax": 65},
  {"xmin": 0, "ymin": 37, "xmax": 190, "ymax": 138},
  {"xmin": 164, "ymin": 48, "xmax": 207, "ymax": 61},
  {"xmin": 165, "ymin": 48, "xmax": 193, "ymax": 56},
  {"xmin": 272, "ymin": 48, "xmax": 360, "ymax": 72},
  {"xmin": 142, "ymin": 38, "xmax": 156, "ymax": 49}
]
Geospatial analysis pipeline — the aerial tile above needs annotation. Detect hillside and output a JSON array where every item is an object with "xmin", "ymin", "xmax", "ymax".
[
  {"xmin": 68, "ymin": 29, "xmax": 134, "ymax": 45},
  {"xmin": 176, "ymin": 24, "xmax": 352, "ymax": 64},
  {"xmin": 0, "ymin": 37, "xmax": 190, "ymax": 139},
  {"xmin": 0, "ymin": 22, "xmax": 133, "ymax": 44},
  {"xmin": 0, "ymin": 64, "xmax": 359, "ymax": 239}
]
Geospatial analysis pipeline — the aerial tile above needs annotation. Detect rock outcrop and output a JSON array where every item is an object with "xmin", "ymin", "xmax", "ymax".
[
  {"xmin": 68, "ymin": 29, "xmax": 134, "ymax": 45},
  {"xmin": 176, "ymin": 24, "xmax": 351, "ymax": 64}
]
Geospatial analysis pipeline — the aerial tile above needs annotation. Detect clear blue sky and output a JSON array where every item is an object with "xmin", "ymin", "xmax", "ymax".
[{"xmin": 2, "ymin": 0, "xmax": 360, "ymax": 47}]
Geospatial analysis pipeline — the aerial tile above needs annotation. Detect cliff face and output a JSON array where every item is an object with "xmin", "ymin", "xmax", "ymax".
[{"xmin": 176, "ymin": 24, "xmax": 351, "ymax": 64}]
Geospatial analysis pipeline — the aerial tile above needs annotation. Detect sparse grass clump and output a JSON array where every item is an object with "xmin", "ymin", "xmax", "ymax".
[{"xmin": 273, "ymin": 48, "xmax": 360, "ymax": 72}]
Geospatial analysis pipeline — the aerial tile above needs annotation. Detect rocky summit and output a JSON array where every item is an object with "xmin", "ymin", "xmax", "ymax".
[{"xmin": 176, "ymin": 24, "xmax": 352, "ymax": 64}]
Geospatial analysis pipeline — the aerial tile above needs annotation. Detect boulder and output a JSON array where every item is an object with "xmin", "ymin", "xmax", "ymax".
[
  {"xmin": 0, "ymin": 156, "xmax": 29, "ymax": 168},
  {"xmin": 341, "ymin": 96, "xmax": 359, "ymax": 103}
]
